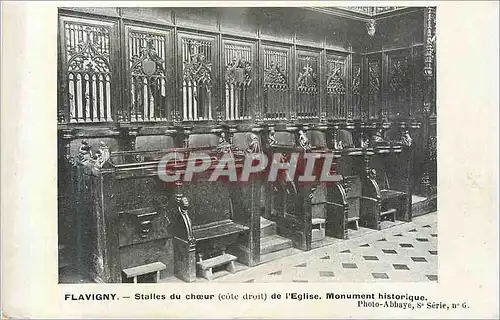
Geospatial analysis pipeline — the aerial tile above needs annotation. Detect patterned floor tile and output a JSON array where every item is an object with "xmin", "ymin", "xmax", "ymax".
[
  {"xmin": 213, "ymin": 212, "xmax": 437, "ymax": 283},
  {"xmin": 372, "ymin": 272, "xmax": 390, "ymax": 279}
]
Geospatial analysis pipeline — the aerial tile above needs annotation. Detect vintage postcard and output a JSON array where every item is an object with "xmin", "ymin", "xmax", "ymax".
[{"xmin": 1, "ymin": 1, "xmax": 498, "ymax": 319}]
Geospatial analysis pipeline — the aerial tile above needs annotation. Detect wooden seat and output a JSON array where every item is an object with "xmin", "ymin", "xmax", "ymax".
[
  {"xmin": 192, "ymin": 219, "xmax": 248, "ymax": 241},
  {"xmin": 380, "ymin": 189, "xmax": 404, "ymax": 200},
  {"xmin": 122, "ymin": 262, "xmax": 166, "ymax": 283},
  {"xmin": 196, "ymin": 253, "xmax": 237, "ymax": 280}
]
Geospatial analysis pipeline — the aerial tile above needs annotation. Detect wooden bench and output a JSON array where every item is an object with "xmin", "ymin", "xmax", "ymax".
[
  {"xmin": 122, "ymin": 262, "xmax": 166, "ymax": 283},
  {"xmin": 196, "ymin": 253, "xmax": 237, "ymax": 280}
]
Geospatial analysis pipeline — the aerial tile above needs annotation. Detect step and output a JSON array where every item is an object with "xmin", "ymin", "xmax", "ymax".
[
  {"xmin": 260, "ymin": 247, "xmax": 302, "ymax": 264},
  {"xmin": 260, "ymin": 234, "xmax": 293, "ymax": 255},
  {"xmin": 412, "ymin": 196, "xmax": 437, "ymax": 217},
  {"xmin": 260, "ymin": 217, "xmax": 276, "ymax": 237}
]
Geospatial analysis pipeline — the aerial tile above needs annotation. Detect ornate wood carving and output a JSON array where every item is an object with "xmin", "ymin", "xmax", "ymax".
[
  {"xmin": 297, "ymin": 58, "xmax": 318, "ymax": 91},
  {"xmin": 368, "ymin": 60, "xmax": 381, "ymax": 119},
  {"xmin": 224, "ymin": 43, "xmax": 253, "ymax": 120},
  {"xmin": 128, "ymin": 30, "xmax": 168, "ymax": 122},
  {"xmin": 389, "ymin": 57, "xmax": 410, "ymax": 93},
  {"xmin": 326, "ymin": 66, "xmax": 346, "ymax": 94},
  {"xmin": 75, "ymin": 140, "xmax": 111, "ymax": 168},
  {"xmin": 297, "ymin": 54, "xmax": 319, "ymax": 119},
  {"xmin": 181, "ymin": 37, "xmax": 214, "ymax": 121},
  {"xmin": 298, "ymin": 130, "xmax": 311, "ymax": 151},
  {"xmin": 388, "ymin": 55, "xmax": 411, "ymax": 118},
  {"xmin": 424, "ymin": 7, "xmax": 436, "ymax": 80},
  {"xmin": 366, "ymin": 19, "xmax": 376, "ymax": 36},
  {"xmin": 264, "ymin": 61, "xmax": 287, "ymax": 88},
  {"xmin": 368, "ymin": 62, "xmax": 381, "ymax": 95},
  {"xmin": 182, "ymin": 40, "xmax": 212, "ymax": 88},
  {"xmin": 400, "ymin": 130, "xmax": 412, "ymax": 147},
  {"xmin": 225, "ymin": 49, "xmax": 252, "ymax": 86},
  {"xmin": 263, "ymin": 47, "xmax": 289, "ymax": 120},
  {"xmin": 245, "ymin": 133, "xmax": 262, "ymax": 155},
  {"xmin": 65, "ymin": 22, "xmax": 112, "ymax": 123},
  {"xmin": 217, "ymin": 132, "xmax": 233, "ymax": 154},
  {"xmin": 352, "ymin": 62, "xmax": 361, "ymax": 119},
  {"xmin": 268, "ymin": 127, "xmax": 277, "ymax": 147},
  {"xmin": 343, "ymin": 6, "xmax": 405, "ymax": 16},
  {"xmin": 352, "ymin": 63, "xmax": 361, "ymax": 95},
  {"xmin": 326, "ymin": 56, "xmax": 347, "ymax": 119}
]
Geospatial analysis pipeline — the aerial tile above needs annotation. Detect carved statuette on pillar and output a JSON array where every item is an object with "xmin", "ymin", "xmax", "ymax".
[
  {"xmin": 332, "ymin": 129, "xmax": 343, "ymax": 150},
  {"xmin": 217, "ymin": 132, "xmax": 233, "ymax": 154},
  {"xmin": 298, "ymin": 130, "xmax": 311, "ymax": 151},
  {"xmin": 371, "ymin": 129, "xmax": 385, "ymax": 146},
  {"xmin": 246, "ymin": 133, "xmax": 262, "ymax": 155},
  {"xmin": 177, "ymin": 194, "xmax": 195, "ymax": 247},
  {"xmin": 268, "ymin": 127, "xmax": 277, "ymax": 147},
  {"xmin": 75, "ymin": 140, "xmax": 111, "ymax": 169},
  {"xmin": 400, "ymin": 130, "xmax": 413, "ymax": 147}
]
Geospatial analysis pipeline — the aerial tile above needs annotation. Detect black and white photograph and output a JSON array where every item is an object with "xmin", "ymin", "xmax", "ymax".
[
  {"xmin": 3, "ymin": 1, "xmax": 500, "ymax": 319},
  {"xmin": 56, "ymin": 6, "xmax": 438, "ymax": 284}
]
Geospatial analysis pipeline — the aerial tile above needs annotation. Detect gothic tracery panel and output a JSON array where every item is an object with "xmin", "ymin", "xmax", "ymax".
[
  {"xmin": 367, "ymin": 58, "xmax": 381, "ymax": 119},
  {"xmin": 126, "ymin": 26, "xmax": 170, "ymax": 122},
  {"xmin": 351, "ymin": 61, "xmax": 361, "ymax": 119},
  {"xmin": 223, "ymin": 40, "xmax": 255, "ymax": 120},
  {"xmin": 326, "ymin": 54, "xmax": 347, "ymax": 120},
  {"xmin": 179, "ymin": 33, "xmax": 216, "ymax": 121},
  {"xmin": 296, "ymin": 51, "xmax": 319, "ymax": 119},
  {"xmin": 262, "ymin": 45, "xmax": 289, "ymax": 120},
  {"xmin": 63, "ymin": 18, "xmax": 114, "ymax": 123},
  {"xmin": 387, "ymin": 51, "xmax": 411, "ymax": 119}
]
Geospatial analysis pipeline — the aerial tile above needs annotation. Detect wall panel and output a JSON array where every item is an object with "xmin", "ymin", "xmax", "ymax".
[{"xmin": 220, "ymin": 8, "xmax": 258, "ymax": 37}]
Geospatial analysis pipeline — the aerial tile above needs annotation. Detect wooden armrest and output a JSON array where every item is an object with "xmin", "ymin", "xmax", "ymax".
[{"xmin": 361, "ymin": 196, "xmax": 379, "ymax": 202}]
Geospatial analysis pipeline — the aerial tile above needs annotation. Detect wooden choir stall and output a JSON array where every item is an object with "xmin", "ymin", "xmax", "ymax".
[{"xmin": 57, "ymin": 6, "xmax": 437, "ymax": 283}]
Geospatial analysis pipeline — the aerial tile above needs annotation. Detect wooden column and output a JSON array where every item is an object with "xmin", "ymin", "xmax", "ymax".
[{"xmin": 421, "ymin": 7, "xmax": 436, "ymax": 197}]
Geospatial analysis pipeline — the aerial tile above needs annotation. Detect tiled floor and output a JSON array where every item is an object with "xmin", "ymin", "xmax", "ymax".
[{"xmin": 214, "ymin": 212, "xmax": 437, "ymax": 283}]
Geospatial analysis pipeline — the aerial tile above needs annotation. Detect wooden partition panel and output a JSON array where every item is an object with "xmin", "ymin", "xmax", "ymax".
[
  {"xmin": 222, "ymin": 38, "xmax": 258, "ymax": 121},
  {"xmin": 177, "ymin": 31, "xmax": 218, "ymax": 122},
  {"xmin": 58, "ymin": 15, "xmax": 120, "ymax": 123},
  {"xmin": 123, "ymin": 24, "xmax": 174, "ymax": 122}
]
